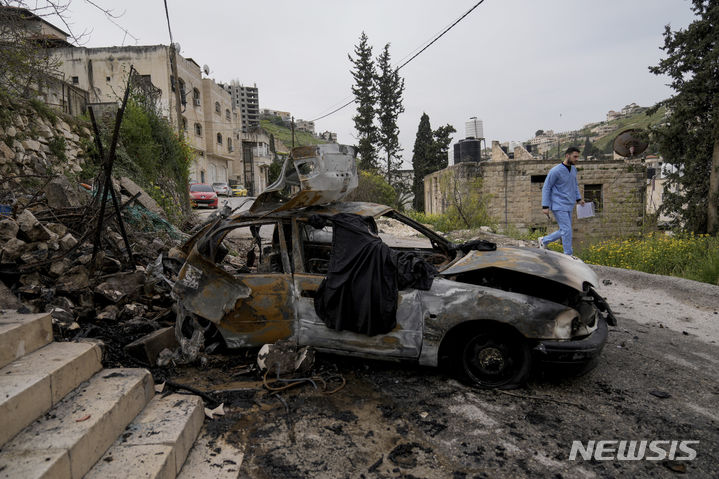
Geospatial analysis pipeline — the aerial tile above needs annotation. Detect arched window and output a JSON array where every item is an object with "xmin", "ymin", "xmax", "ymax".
[
  {"xmin": 215, "ymin": 102, "xmax": 221, "ymax": 114},
  {"xmin": 193, "ymin": 88, "xmax": 200, "ymax": 106},
  {"xmin": 194, "ymin": 123, "xmax": 202, "ymax": 136},
  {"xmin": 217, "ymin": 133, "xmax": 222, "ymax": 145},
  {"xmin": 225, "ymin": 109, "xmax": 231, "ymax": 121},
  {"xmin": 227, "ymin": 138, "xmax": 233, "ymax": 152}
]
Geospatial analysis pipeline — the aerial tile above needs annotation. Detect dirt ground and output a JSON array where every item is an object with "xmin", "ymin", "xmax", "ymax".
[{"xmin": 168, "ymin": 262, "xmax": 719, "ymax": 479}]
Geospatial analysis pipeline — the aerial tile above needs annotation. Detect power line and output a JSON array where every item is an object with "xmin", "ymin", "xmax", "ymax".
[{"xmin": 309, "ymin": 0, "xmax": 486, "ymax": 123}]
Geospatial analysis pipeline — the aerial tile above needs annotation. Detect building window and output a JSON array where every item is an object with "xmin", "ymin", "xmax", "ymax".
[
  {"xmin": 584, "ymin": 184, "xmax": 603, "ymax": 212},
  {"xmin": 217, "ymin": 133, "xmax": 222, "ymax": 145},
  {"xmin": 71, "ymin": 76, "xmax": 79, "ymax": 84},
  {"xmin": 106, "ymin": 76, "xmax": 111, "ymax": 82},
  {"xmin": 194, "ymin": 123, "xmax": 202, "ymax": 136},
  {"xmin": 225, "ymin": 109, "xmax": 231, "ymax": 121},
  {"xmin": 178, "ymin": 78, "xmax": 186, "ymax": 105},
  {"xmin": 215, "ymin": 102, "xmax": 221, "ymax": 114},
  {"xmin": 530, "ymin": 175, "xmax": 547, "ymax": 184},
  {"xmin": 227, "ymin": 138, "xmax": 233, "ymax": 152},
  {"xmin": 193, "ymin": 88, "xmax": 200, "ymax": 106},
  {"xmin": 182, "ymin": 117, "xmax": 187, "ymax": 131}
]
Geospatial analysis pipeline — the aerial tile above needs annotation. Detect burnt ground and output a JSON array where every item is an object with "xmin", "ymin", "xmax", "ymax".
[{"xmin": 168, "ymin": 268, "xmax": 719, "ymax": 479}]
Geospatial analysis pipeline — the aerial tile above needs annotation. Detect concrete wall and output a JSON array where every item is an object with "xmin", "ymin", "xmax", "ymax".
[{"xmin": 425, "ymin": 144, "xmax": 646, "ymax": 246}]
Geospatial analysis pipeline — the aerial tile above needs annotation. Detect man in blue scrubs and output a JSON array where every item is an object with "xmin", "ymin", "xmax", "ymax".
[{"xmin": 538, "ymin": 146, "xmax": 585, "ymax": 255}]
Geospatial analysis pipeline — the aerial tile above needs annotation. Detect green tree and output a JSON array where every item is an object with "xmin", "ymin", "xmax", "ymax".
[
  {"xmin": 582, "ymin": 136, "xmax": 601, "ymax": 159},
  {"xmin": 349, "ymin": 32, "xmax": 378, "ymax": 171},
  {"xmin": 535, "ymin": 129, "xmax": 545, "ymax": 137},
  {"xmin": 375, "ymin": 43, "xmax": 405, "ymax": 184},
  {"xmin": 411, "ymin": 113, "xmax": 434, "ymax": 210},
  {"xmin": 346, "ymin": 170, "xmax": 397, "ymax": 207},
  {"xmin": 649, "ymin": 0, "xmax": 719, "ymax": 234},
  {"xmin": 430, "ymin": 124, "xmax": 456, "ymax": 171}
]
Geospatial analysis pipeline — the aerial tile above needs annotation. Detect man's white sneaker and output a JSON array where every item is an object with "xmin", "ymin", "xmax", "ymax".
[{"xmin": 537, "ymin": 236, "xmax": 546, "ymax": 249}]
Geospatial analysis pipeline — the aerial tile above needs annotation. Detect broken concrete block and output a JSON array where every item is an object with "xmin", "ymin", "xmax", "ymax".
[
  {"xmin": 119, "ymin": 177, "xmax": 165, "ymax": 218},
  {"xmin": 49, "ymin": 258, "xmax": 72, "ymax": 277},
  {"xmin": 45, "ymin": 222, "xmax": 67, "ymax": 238},
  {"xmin": 0, "ymin": 217, "xmax": 18, "ymax": 241},
  {"xmin": 1, "ymin": 238, "xmax": 26, "ymax": 261},
  {"xmin": 94, "ymin": 271, "xmax": 145, "ymax": 303},
  {"xmin": 97, "ymin": 305, "xmax": 119, "ymax": 321},
  {"xmin": 120, "ymin": 302, "xmax": 146, "ymax": 320},
  {"xmin": 44, "ymin": 176, "xmax": 85, "ymax": 209},
  {"xmin": 55, "ymin": 265, "xmax": 89, "ymax": 293},
  {"xmin": 59, "ymin": 233, "xmax": 78, "ymax": 250},
  {"xmin": 124, "ymin": 327, "xmax": 179, "ymax": 366},
  {"xmin": 0, "ymin": 281, "xmax": 22, "ymax": 310},
  {"xmin": 19, "ymin": 242, "xmax": 49, "ymax": 263},
  {"xmin": 16, "ymin": 210, "xmax": 51, "ymax": 242}
]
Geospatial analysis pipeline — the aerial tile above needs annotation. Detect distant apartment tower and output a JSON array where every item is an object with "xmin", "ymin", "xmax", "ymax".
[{"xmin": 223, "ymin": 81, "xmax": 260, "ymax": 132}]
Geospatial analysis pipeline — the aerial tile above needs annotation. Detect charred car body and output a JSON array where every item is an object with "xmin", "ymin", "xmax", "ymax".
[{"xmin": 172, "ymin": 144, "xmax": 615, "ymax": 388}]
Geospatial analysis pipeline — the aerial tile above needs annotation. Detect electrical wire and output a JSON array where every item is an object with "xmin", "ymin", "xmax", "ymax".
[{"xmin": 308, "ymin": 0, "xmax": 487, "ymax": 123}]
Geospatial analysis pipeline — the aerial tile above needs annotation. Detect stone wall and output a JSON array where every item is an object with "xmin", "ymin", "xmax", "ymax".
[
  {"xmin": 0, "ymin": 103, "xmax": 91, "ymax": 185},
  {"xmin": 425, "ymin": 148, "xmax": 646, "ymax": 246}
]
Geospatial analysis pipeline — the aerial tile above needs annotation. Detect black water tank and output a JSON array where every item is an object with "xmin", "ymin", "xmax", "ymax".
[{"xmin": 455, "ymin": 138, "xmax": 483, "ymax": 163}]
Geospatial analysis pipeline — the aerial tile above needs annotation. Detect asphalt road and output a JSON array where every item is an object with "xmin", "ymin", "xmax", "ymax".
[{"xmin": 173, "ymin": 266, "xmax": 719, "ymax": 478}]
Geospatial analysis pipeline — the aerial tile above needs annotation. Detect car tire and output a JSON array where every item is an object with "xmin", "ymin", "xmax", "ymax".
[{"xmin": 458, "ymin": 328, "xmax": 531, "ymax": 389}]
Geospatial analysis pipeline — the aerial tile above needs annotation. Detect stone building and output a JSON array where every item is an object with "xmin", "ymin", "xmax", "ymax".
[
  {"xmin": 240, "ymin": 129, "xmax": 274, "ymax": 196},
  {"xmin": 425, "ymin": 141, "xmax": 646, "ymax": 245},
  {"xmin": 51, "ymin": 44, "xmax": 244, "ymax": 186}
]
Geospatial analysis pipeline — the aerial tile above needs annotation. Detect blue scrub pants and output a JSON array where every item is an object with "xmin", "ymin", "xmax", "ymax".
[{"xmin": 543, "ymin": 210, "xmax": 573, "ymax": 255}]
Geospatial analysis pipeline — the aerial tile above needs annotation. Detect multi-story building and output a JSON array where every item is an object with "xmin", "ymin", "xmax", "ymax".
[
  {"xmin": 221, "ymin": 81, "xmax": 259, "ymax": 133},
  {"xmin": 295, "ymin": 119, "xmax": 315, "ymax": 134},
  {"xmin": 260, "ymin": 108, "xmax": 291, "ymax": 123},
  {"xmin": 318, "ymin": 131, "xmax": 337, "ymax": 142},
  {"xmin": 51, "ymin": 44, "xmax": 243, "ymax": 185}
]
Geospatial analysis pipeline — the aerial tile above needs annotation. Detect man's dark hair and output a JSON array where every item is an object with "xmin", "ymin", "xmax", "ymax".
[{"xmin": 565, "ymin": 146, "xmax": 580, "ymax": 156}]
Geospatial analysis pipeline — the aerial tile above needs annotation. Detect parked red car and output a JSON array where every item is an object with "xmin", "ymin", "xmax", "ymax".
[{"xmin": 189, "ymin": 183, "xmax": 218, "ymax": 209}]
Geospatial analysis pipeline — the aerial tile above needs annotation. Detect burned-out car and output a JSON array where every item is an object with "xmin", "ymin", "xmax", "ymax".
[{"xmin": 172, "ymin": 144, "xmax": 615, "ymax": 388}]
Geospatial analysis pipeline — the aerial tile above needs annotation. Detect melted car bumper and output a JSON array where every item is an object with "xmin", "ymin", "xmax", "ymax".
[{"xmin": 534, "ymin": 315, "xmax": 608, "ymax": 368}]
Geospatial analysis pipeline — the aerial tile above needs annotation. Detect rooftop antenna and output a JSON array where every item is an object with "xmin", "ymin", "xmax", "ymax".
[{"xmin": 613, "ymin": 129, "xmax": 649, "ymax": 158}]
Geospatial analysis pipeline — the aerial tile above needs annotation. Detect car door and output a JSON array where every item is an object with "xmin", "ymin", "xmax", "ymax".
[
  {"xmin": 175, "ymin": 221, "xmax": 296, "ymax": 348},
  {"xmin": 290, "ymin": 219, "xmax": 424, "ymax": 359}
]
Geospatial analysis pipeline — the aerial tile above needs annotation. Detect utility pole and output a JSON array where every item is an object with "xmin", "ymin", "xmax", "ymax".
[
  {"xmin": 169, "ymin": 44, "xmax": 183, "ymax": 135},
  {"xmin": 291, "ymin": 116, "xmax": 295, "ymax": 148}
]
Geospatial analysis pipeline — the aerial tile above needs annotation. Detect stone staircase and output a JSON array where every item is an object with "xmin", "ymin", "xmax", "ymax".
[{"xmin": 0, "ymin": 312, "xmax": 205, "ymax": 479}]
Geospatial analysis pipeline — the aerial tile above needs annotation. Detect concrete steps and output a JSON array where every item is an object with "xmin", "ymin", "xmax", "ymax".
[
  {"xmin": 0, "ymin": 312, "xmax": 206, "ymax": 479},
  {"xmin": 85, "ymin": 394, "xmax": 204, "ymax": 478},
  {"xmin": 0, "ymin": 312, "xmax": 53, "ymax": 369},
  {"xmin": 0, "ymin": 341, "xmax": 103, "ymax": 448}
]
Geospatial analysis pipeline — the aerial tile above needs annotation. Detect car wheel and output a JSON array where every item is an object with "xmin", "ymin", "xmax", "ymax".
[{"xmin": 459, "ymin": 329, "xmax": 531, "ymax": 389}]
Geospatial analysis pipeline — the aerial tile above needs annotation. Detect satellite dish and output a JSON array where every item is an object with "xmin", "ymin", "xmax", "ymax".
[
  {"xmin": 613, "ymin": 129, "xmax": 648, "ymax": 158},
  {"xmin": 173, "ymin": 42, "xmax": 181, "ymax": 54},
  {"xmin": 202, "ymin": 64, "xmax": 210, "ymax": 76}
]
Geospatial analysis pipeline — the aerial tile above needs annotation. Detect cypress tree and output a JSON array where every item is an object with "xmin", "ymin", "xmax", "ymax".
[
  {"xmin": 411, "ymin": 113, "xmax": 434, "ymax": 211},
  {"xmin": 349, "ymin": 32, "xmax": 378, "ymax": 170},
  {"xmin": 376, "ymin": 43, "xmax": 405, "ymax": 184}
]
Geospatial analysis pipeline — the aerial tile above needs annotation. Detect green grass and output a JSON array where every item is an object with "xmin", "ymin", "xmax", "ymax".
[
  {"xmin": 578, "ymin": 232, "xmax": 719, "ymax": 286},
  {"xmin": 259, "ymin": 119, "xmax": 327, "ymax": 152},
  {"xmin": 592, "ymin": 106, "xmax": 666, "ymax": 153}
]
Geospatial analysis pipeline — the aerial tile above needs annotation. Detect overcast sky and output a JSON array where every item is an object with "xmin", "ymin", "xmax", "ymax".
[{"xmin": 54, "ymin": 0, "xmax": 696, "ymax": 165}]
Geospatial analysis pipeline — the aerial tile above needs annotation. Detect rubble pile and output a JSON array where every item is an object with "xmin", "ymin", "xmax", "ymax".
[{"xmin": 0, "ymin": 176, "xmax": 188, "ymax": 367}]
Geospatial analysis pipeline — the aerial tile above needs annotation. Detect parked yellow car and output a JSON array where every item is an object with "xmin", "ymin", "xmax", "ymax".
[{"xmin": 231, "ymin": 185, "xmax": 248, "ymax": 197}]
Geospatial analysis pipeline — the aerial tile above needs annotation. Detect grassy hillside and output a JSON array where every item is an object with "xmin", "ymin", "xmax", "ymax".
[
  {"xmin": 591, "ymin": 106, "xmax": 666, "ymax": 153},
  {"xmin": 260, "ymin": 119, "xmax": 327, "ymax": 152}
]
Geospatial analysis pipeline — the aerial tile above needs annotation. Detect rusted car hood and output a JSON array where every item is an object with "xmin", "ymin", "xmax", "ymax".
[{"xmin": 440, "ymin": 247, "xmax": 598, "ymax": 292}]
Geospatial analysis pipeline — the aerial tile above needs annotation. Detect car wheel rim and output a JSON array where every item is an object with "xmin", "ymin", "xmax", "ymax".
[{"xmin": 463, "ymin": 335, "xmax": 520, "ymax": 387}]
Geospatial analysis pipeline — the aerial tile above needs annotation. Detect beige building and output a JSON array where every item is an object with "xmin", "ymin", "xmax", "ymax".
[
  {"xmin": 295, "ymin": 119, "xmax": 315, "ymax": 134},
  {"xmin": 261, "ymin": 109, "xmax": 291, "ymax": 123},
  {"xmin": 240, "ymin": 129, "xmax": 274, "ymax": 196},
  {"xmin": 51, "ymin": 44, "xmax": 245, "ymax": 186},
  {"xmin": 425, "ymin": 141, "xmax": 646, "ymax": 247}
]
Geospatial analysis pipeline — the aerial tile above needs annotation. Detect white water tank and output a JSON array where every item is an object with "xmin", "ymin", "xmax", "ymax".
[{"xmin": 465, "ymin": 117, "xmax": 484, "ymax": 139}]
